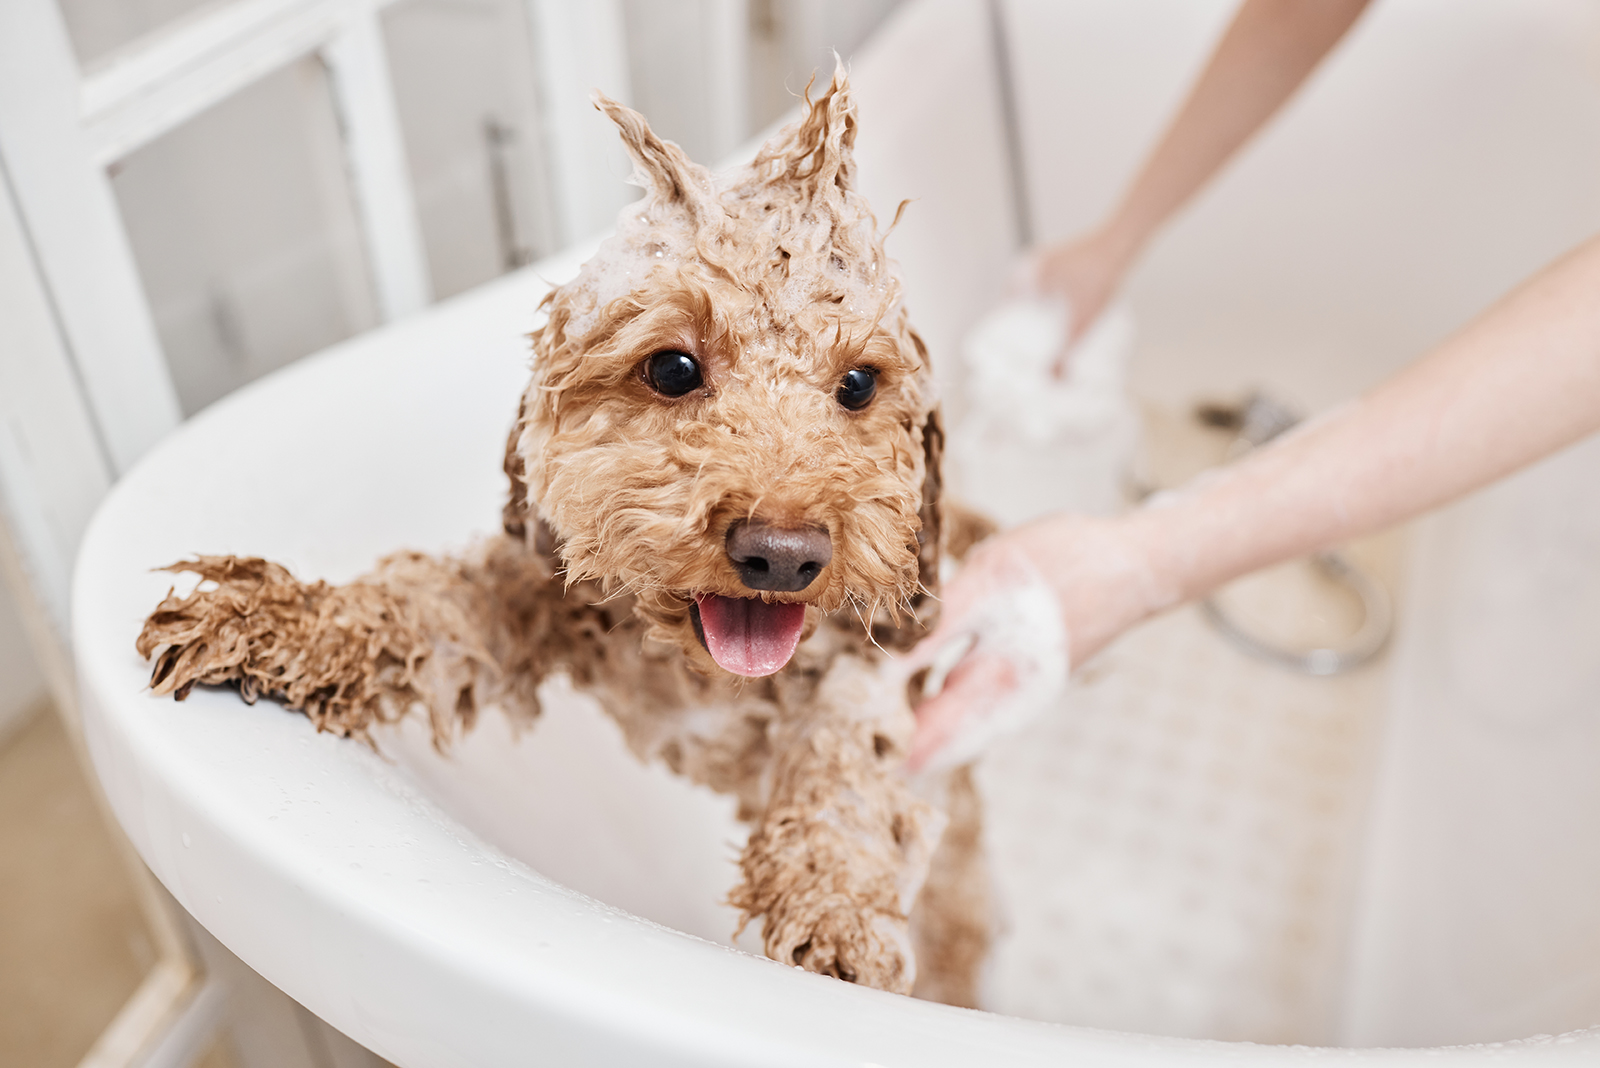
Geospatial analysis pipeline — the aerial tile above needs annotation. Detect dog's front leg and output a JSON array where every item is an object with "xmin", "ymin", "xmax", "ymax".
[
  {"xmin": 136, "ymin": 535, "xmax": 564, "ymax": 745},
  {"xmin": 730, "ymin": 654, "xmax": 944, "ymax": 994}
]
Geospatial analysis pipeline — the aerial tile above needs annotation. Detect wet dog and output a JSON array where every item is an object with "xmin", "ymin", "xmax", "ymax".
[{"xmin": 138, "ymin": 69, "xmax": 992, "ymax": 1003}]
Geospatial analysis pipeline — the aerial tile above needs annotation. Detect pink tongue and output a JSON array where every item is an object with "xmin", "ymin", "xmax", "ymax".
[{"xmin": 695, "ymin": 595, "xmax": 807, "ymax": 677}]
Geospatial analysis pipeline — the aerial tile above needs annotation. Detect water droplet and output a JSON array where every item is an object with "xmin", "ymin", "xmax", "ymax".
[{"xmin": 181, "ymin": 833, "xmax": 191, "ymax": 848}]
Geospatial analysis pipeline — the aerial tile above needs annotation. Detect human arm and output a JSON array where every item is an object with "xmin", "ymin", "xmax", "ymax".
[
  {"xmin": 915, "ymin": 232, "xmax": 1600, "ymax": 765},
  {"xmin": 1034, "ymin": 0, "xmax": 1373, "ymax": 357}
]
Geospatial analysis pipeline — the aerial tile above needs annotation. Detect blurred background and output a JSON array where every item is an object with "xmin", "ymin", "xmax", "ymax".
[{"xmin": 5, "ymin": 0, "xmax": 1600, "ymax": 1065}]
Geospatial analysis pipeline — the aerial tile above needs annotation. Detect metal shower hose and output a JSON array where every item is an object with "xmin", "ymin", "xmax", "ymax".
[{"xmin": 1196, "ymin": 394, "xmax": 1393, "ymax": 677}]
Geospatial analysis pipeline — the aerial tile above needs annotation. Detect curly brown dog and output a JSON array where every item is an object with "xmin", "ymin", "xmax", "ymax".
[{"xmin": 137, "ymin": 68, "xmax": 994, "ymax": 1004}]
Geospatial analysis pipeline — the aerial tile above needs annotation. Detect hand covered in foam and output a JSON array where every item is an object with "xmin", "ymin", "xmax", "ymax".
[
  {"xmin": 903, "ymin": 514, "xmax": 1175, "ymax": 771},
  {"xmin": 962, "ymin": 295, "xmax": 1134, "ymax": 447},
  {"xmin": 1019, "ymin": 225, "xmax": 1138, "ymax": 374},
  {"xmin": 897, "ymin": 547, "xmax": 1068, "ymax": 774}
]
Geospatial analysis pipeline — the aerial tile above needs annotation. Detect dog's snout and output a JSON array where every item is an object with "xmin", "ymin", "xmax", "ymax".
[{"xmin": 725, "ymin": 521, "xmax": 832, "ymax": 593}]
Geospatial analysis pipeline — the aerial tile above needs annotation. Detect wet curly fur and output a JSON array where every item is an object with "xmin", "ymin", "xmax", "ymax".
[{"xmin": 137, "ymin": 68, "xmax": 994, "ymax": 1001}]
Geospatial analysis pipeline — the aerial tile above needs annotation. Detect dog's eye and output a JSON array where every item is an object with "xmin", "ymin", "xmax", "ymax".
[
  {"xmin": 644, "ymin": 350, "xmax": 704, "ymax": 397},
  {"xmin": 836, "ymin": 368, "xmax": 877, "ymax": 410}
]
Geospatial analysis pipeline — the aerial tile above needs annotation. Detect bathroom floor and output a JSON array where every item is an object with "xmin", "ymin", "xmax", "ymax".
[
  {"xmin": 974, "ymin": 403, "xmax": 1406, "ymax": 1044},
  {"xmin": 0, "ymin": 705, "xmax": 237, "ymax": 1067}
]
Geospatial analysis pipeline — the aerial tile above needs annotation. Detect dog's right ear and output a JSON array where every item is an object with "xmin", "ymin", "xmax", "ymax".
[
  {"xmin": 502, "ymin": 393, "xmax": 531, "ymax": 542},
  {"xmin": 502, "ymin": 394, "xmax": 563, "ymax": 570},
  {"xmin": 594, "ymin": 93, "xmax": 715, "ymax": 224},
  {"xmin": 750, "ymin": 59, "xmax": 858, "ymax": 203}
]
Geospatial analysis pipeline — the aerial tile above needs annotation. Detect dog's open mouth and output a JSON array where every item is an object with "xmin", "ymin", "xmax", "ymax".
[{"xmin": 691, "ymin": 594, "xmax": 807, "ymax": 677}]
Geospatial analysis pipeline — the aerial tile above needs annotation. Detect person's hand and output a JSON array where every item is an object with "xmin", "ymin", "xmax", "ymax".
[
  {"xmin": 1019, "ymin": 224, "xmax": 1139, "ymax": 376},
  {"xmin": 905, "ymin": 512, "xmax": 1171, "ymax": 770}
]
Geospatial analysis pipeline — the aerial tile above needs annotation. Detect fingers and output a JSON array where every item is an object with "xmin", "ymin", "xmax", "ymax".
[
  {"xmin": 1050, "ymin": 343, "xmax": 1074, "ymax": 380},
  {"xmin": 908, "ymin": 651, "xmax": 1018, "ymax": 771},
  {"xmin": 900, "ymin": 625, "xmax": 952, "ymax": 673},
  {"xmin": 911, "ymin": 533, "xmax": 1041, "ymax": 666},
  {"xmin": 903, "ymin": 591, "xmax": 986, "ymax": 676}
]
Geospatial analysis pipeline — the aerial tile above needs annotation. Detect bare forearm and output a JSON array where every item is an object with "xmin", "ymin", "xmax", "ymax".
[
  {"xmin": 1132, "ymin": 234, "xmax": 1600, "ymax": 607},
  {"xmin": 1103, "ymin": 0, "xmax": 1372, "ymax": 260}
]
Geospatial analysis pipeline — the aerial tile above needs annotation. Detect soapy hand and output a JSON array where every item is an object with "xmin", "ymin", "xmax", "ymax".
[
  {"xmin": 905, "ymin": 514, "xmax": 1171, "ymax": 771},
  {"xmin": 1020, "ymin": 225, "xmax": 1138, "ymax": 376},
  {"xmin": 901, "ymin": 545, "xmax": 1067, "ymax": 774}
]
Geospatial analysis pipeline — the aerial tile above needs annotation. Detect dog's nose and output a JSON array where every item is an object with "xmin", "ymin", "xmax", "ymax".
[{"xmin": 725, "ymin": 520, "xmax": 832, "ymax": 593}]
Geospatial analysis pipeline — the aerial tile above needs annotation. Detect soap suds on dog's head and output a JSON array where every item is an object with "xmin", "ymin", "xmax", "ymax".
[{"xmin": 563, "ymin": 68, "xmax": 901, "ymax": 348}]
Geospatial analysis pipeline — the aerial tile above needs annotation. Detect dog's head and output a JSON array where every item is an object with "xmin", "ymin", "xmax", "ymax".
[{"xmin": 507, "ymin": 67, "xmax": 941, "ymax": 679}]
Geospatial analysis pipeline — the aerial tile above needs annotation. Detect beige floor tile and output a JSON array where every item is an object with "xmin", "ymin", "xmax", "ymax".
[{"xmin": 0, "ymin": 704, "xmax": 155, "ymax": 1067}]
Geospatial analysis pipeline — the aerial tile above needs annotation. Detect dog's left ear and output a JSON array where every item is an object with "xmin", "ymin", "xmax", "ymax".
[
  {"xmin": 916, "ymin": 402, "xmax": 944, "ymax": 599},
  {"xmin": 905, "ymin": 324, "xmax": 943, "ymax": 599}
]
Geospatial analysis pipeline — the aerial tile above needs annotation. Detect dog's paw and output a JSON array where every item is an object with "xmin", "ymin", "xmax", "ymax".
[
  {"xmin": 761, "ymin": 902, "xmax": 916, "ymax": 994},
  {"xmin": 136, "ymin": 555, "xmax": 428, "ymax": 738}
]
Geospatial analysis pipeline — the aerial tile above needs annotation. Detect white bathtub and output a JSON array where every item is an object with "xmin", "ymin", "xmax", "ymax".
[{"xmin": 75, "ymin": 0, "xmax": 1600, "ymax": 1062}]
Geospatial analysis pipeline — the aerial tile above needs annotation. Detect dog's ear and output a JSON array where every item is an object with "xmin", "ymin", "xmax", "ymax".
[
  {"xmin": 902, "ymin": 323, "xmax": 942, "ymax": 601},
  {"xmin": 502, "ymin": 393, "xmax": 531, "ymax": 542},
  {"xmin": 754, "ymin": 58, "xmax": 858, "ymax": 199},
  {"xmin": 916, "ymin": 403, "xmax": 944, "ymax": 599},
  {"xmin": 502, "ymin": 393, "xmax": 563, "ymax": 573},
  {"xmin": 594, "ymin": 93, "xmax": 715, "ymax": 223}
]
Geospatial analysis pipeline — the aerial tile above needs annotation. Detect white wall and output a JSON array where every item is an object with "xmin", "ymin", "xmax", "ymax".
[
  {"xmin": 1007, "ymin": 0, "xmax": 1600, "ymax": 415},
  {"xmin": 1347, "ymin": 434, "xmax": 1600, "ymax": 1046}
]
